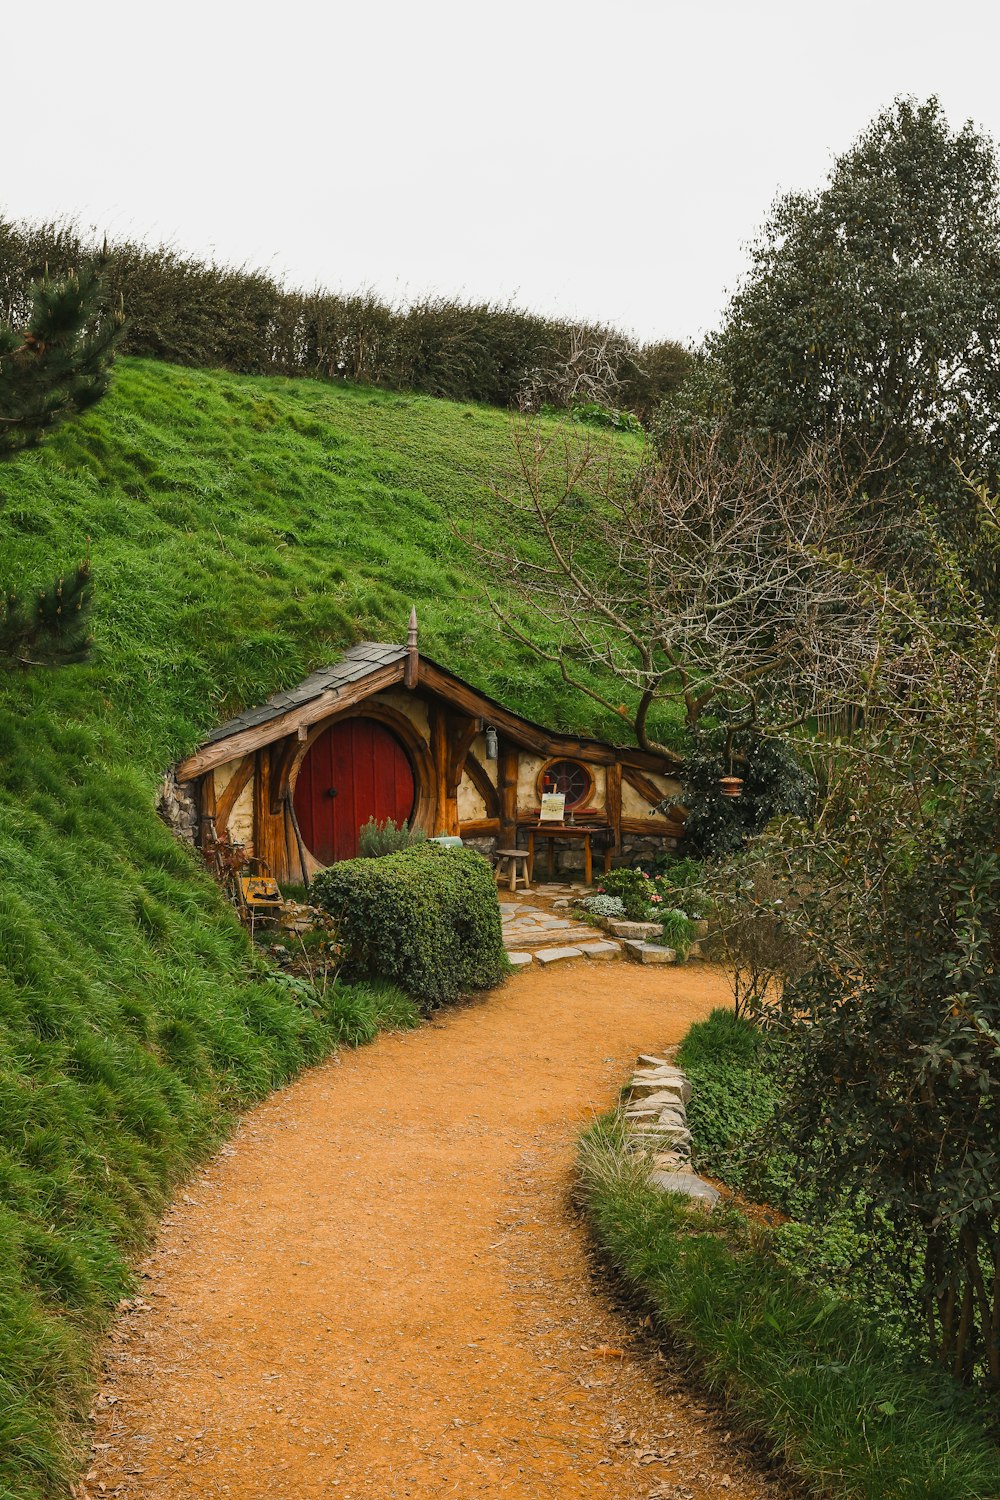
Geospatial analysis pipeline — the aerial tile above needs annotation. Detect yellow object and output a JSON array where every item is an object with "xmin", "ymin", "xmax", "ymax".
[{"xmin": 240, "ymin": 874, "xmax": 282, "ymax": 909}]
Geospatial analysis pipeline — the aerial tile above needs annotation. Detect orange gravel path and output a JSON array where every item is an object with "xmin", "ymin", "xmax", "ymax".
[{"xmin": 85, "ymin": 963, "xmax": 786, "ymax": 1500}]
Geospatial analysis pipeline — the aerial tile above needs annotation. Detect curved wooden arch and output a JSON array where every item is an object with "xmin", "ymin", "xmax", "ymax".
[{"xmin": 281, "ymin": 701, "xmax": 436, "ymax": 843}]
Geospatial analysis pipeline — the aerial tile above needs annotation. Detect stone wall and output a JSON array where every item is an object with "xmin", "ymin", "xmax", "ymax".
[{"xmin": 156, "ymin": 771, "xmax": 199, "ymax": 845}]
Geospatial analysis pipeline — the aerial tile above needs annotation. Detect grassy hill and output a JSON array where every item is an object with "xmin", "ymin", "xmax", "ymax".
[{"xmin": 0, "ymin": 359, "xmax": 648, "ymax": 1497}]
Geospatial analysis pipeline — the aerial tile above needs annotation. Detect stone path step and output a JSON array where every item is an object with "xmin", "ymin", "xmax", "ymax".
[{"xmin": 501, "ymin": 895, "xmax": 623, "ymax": 966}]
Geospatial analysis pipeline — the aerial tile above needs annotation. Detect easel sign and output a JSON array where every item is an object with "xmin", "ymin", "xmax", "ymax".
[{"xmin": 539, "ymin": 791, "xmax": 566, "ymax": 823}]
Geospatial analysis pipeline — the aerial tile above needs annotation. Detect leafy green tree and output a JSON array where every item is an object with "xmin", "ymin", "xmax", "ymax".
[
  {"xmin": 709, "ymin": 97, "xmax": 1000, "ymax": 592},
  {"xmin": 0, "ymin": 256, "xmax": 122, "ymax": 665},
  {"xmin": 759, "ymin": 526, "xmax": 1000, "ymax": 1393}
]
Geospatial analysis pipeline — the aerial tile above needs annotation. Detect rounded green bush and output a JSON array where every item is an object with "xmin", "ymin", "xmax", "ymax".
[{"xmin": 311, "ymin": 842, "xmax": 508, "ymax": 1007}]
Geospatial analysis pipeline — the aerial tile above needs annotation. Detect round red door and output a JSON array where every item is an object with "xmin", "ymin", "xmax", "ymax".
[{"xmin": 293, "ymin": 717, "xmax": 416, "ymax": 864}]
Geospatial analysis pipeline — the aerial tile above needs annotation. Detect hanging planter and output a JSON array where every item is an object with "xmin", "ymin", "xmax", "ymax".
[{"xmin": 718, "ymin": 776, "xmax": 744, "ymax": 798}]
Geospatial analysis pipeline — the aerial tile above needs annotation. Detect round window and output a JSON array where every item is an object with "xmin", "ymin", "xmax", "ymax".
[{"xmin": 538, "ymin": 759, "xmax": 593, "ymax": 810}]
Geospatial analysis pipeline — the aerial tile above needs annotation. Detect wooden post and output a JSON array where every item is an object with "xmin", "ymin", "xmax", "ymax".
[
  {"xmin": 606, "ymin": 763, "xmax": 623, "ymax": 856},
  {"xmin": 253, "ymin": 747, "xmax": 286, "ymax": 877},
  {"xmin": 404, "ymin": 605, "xmax": 419, "ymax": 689},
  {"xmin": 498, "ymin": 738, "xmax": 519, "ymax": 848},
  {"xmin": 198, "ymin": 771, "xmax": 217, "ymax": 850},
  {"xmin": 429, "ymin": 705, "xmax": 460, "ymax": 836}
]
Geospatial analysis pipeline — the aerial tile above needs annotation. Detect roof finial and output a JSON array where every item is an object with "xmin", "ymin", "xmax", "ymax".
[{"xmin": 404, "ymin": 605, "xmax": 419, "ymax": 688}]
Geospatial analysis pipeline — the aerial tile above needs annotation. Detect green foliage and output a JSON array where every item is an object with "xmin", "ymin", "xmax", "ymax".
[
  {"xmin": 580, "ymin": 893, "xmax": 626, "ymax": 919},
  {"xmin": 357, "ymin": 815, "xmax": 427, "ymax": 858},
  {"xmin": 778, "ymin": 785, "xmax": 1000, "ymax": 1390},
  {"xmin": 596, "ymin": 869, "xmax": 700, "ymax": 953},
  {"xmin": 710, "ymin": 96, "xmax": 1000, "ymax": 597},
  {"xmin": 677, "ymin": 1008, "xmax": 781, "ymax": 1165},
  {"xmin": 656, "ymin": 906, "xmax": 698, "ymax": 958},
  {"xmin": 322, "ymin": 978, "xmax": 420, "ymax": 1045},
  {"xmin": 0, "ymin": 560, "xmax": 93, "ymax": 669},
  {"xmin": 578, "ymin": 1119, "xmax": 1000, "ymax": 1499},
  {"xmin": 0, "ymin": 255, "xmax": 123, "ymax": 458},
  {"xmin": 682, "ymin": 729, "xmax": 813, "ymax": 859},
  {"xmin": 0, "ymin": 219, "xmax": 691, "ymax": 421},
  {"xmin": 596, "ymin": 868, "xmax": 653, "ymax": 920},
  {"xmin": 0, "ymin": 356, "xmax": 665, "ymax": 1498},
  {"xmin": 568, "ymin": 400, "xmax": 644, "ymax": 434},
  {"xmin": 311, "ymin": 842, "xmax": 508, "ymax": 1007}
]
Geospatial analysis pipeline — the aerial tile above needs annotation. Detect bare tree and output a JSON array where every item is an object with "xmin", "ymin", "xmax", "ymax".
[
  {"xmin": 519, "ymin": 327, "xmax": 630, "ymax": 412},
  {"xmin": 468, "ymin": 415, "xmax": 888, "ymax": 755}
]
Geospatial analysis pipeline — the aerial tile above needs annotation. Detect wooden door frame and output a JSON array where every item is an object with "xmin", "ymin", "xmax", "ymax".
[{"xmin": 281, "ymin": 703, "xmax": 435, "ymax": 854}]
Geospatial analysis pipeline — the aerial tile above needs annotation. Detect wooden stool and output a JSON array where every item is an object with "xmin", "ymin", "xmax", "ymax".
[{"xmin": 495, "ymin": 847, "xmax": 530, "ymax": 893}]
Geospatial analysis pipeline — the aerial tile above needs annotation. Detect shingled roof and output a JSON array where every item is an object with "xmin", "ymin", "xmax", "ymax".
[{"xmin": 202, "ymin": 642, "xmax": 408, "ymax": 746}]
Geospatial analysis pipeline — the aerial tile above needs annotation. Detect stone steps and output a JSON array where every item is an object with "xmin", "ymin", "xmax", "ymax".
[{"xmin": 500, "ymin": 900, "xmax": 623, "ymax": 966}]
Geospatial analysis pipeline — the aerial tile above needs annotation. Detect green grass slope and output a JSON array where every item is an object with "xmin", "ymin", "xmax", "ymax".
[{"xmin": 0, "ymin": 360, "xmax": 645, "ymax": 1498}]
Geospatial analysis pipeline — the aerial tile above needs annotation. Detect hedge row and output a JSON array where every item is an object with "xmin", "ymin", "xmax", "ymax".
[
  {"xmin": 0, "ymin": 217, "xmax": 691, "ymax": 417},
  {"xmin": 311, "ymin": 842, "xmax": 509, "ymax": 1006}
]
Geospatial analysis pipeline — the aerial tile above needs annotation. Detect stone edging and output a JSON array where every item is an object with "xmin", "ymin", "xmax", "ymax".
[{"xmin": 620, "ymin": 1052, "xmax": 721, "ymax": 1209}]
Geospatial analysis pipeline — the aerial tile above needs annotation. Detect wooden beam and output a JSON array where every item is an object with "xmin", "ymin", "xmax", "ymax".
[
  {"xmin": 457, "ymin": 816, "xmax": 501, "ymax": 836},
  {"xmin": 621, "ymin": 814, "xmax": 685, "ymax": 838},
  {"xmin": 252, "ymin": 747, "xmax": 286, "ymax": 875},
  {"xmin": 606, "ymin": 762, "xmax": 622, "ymax": 853},
  {"xmin": 215, "ymin": 754, "xmax": 254, "ymax": 836},
  {"xmin": 462, "ymin": 750, "xmax": 500, "ymax": 819},
  {"xmin": 498, "ymin": 738, "xmax": 519, "ymax": 847},
  {"xmin": 418, "ymin": 660, "xmax": 552, "ymax": 755},
  {"xmin": 198, "ymin": 770, "xmax": 216, "ymax": 848},
  {"xmin": 447, "ymin": 716, "xmax": 480, "ymax": 791},
  {"xmin": 269, "ymin": 736, "xmax": 302, "ymax": 816},
  {"xmin": 176, "ymin": 661, "xmax": 406, "ymax": 781},
  {"xmin": 417, "ymin": 660, "xmax": 683, "ymax": 772}
]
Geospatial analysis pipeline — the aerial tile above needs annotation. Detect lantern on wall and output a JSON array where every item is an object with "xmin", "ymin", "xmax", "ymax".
[{"xmin": 485, "ymin": 724, "xmax": 498, "ymax": 760}]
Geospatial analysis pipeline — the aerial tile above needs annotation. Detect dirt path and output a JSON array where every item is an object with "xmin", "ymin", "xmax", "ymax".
[{"xmin": 85, "ymin": 963, "xmax": 786, "ymax": 1500}]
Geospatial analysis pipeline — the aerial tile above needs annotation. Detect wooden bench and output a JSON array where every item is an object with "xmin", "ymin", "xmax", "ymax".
[{"xmin": 495, "ymin": 847, "xmax": 531, "ymax": 893}]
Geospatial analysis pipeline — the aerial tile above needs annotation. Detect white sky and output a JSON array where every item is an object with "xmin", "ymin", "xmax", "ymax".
[{"xmin": 5, "ymin": 0, "xmax": 1000, "ymax": 345}]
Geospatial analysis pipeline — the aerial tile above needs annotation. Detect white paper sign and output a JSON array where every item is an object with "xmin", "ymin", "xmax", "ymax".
[{"xmin": 539, "ymin": 792, "xmax": 566, "ymax": 823}]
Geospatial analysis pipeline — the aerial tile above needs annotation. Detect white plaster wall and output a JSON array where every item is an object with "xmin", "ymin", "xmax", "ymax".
[
  {"xmin": 213, "ymin": 760, "xmax": 237, "ymax": 801},
  {"xmin": 375, "ymin": 688, "xmax": 431, "ymax": 742},
  {"xmin": 212, "ymin": 758, "xmax": 255, "ymax": 846},
  {"xmin": 468, "ymin": 734, "xmax": 498, "ymax": 787},
  {"xmin": 517, "ymin": 753, "xmax": 547, "ymax": 808},
  {"xmin": 621, "ymin": 773, "xmax": 683, "ymax": 819},
  {"xmin": 229, "ymin": 783, "xmax": 254, "ymax": 846},
  {"xmin": 457, "ymin": 774, "xmax": 487, "ymax": 822}
]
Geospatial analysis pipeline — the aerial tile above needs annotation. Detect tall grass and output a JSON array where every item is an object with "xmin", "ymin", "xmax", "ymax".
[
  {"xmin": 0, "ymin": 356, "xmax": 667, "ymax": 1498},
  {"xmin": 579, "ymin": 1119, "xmax": 1000, "ymax": 1499}
]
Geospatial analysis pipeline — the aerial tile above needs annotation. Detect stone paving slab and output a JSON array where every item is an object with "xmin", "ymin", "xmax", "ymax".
[
  {"xmin": 574, "ymin": 940, "xmax": 621, "ymax": 960},
  {"xmin": 534, "ymin": 945, "xmax": 584, "ymax": 964},
  {"xmin": 604, "ymin": 919, "xmax": 663, "ymax": 939},
  {"xmin": 505, "ymin": 951, "xmax": 533, "ymax": 968},
  {"xmin": 622, "ymin": 939, "xmax": 676, "ymax": 965}
]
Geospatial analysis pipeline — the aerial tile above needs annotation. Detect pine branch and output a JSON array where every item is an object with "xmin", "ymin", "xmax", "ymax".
[
  {"xmin": 0, "ymin": 560, "xmax": 94, "ymax": 669},
  {"xmin": 0, "ymin": 253, "xmax": 125, "ymax": 457}
]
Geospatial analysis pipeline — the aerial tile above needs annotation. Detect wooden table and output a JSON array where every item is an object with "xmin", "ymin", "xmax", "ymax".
[{"xmin": 527, "ymin": 824, "xmax": 604, "ymax": 885}]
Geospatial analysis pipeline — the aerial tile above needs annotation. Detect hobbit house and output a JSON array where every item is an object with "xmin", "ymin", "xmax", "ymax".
[{"xmin": 175, "ymin": 616, "xmax": 684, "ymax": 880}]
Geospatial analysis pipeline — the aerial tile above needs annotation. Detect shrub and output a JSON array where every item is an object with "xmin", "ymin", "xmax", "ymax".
[
  {"xmin": 658, "ymin": 906, "xmax": 698, "ymax": 957},
  {"xmin": 598, "ymin": 868, "xmax": 654, "ymax": 920},
  {"xmin": 357, "ymin": 816, "xmax": 426, "ymax": 858},
  {"xmin": 581, "ymin": 893, "xmax": 626, "ymax": 919},
  {"xmin": 682, "ymin": 729, "xmax": 814, "ymax": 860},
  {"xmin": 0, "ymin": 217, "xmax": 693, "ymax": 419},
  {"xmin": 310, "ymin": 843, "xmax": 508, "ymax": 1007}
]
